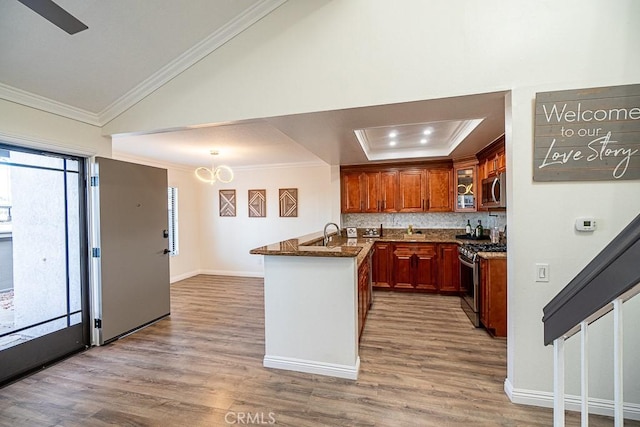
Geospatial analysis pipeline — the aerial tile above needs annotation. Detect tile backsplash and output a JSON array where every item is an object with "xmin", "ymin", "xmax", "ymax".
[{"xmin": 342, "ymin": 212, "xmax": 507, "ymax": 231}]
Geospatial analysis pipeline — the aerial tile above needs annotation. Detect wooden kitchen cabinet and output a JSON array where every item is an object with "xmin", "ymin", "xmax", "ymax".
[
  {"xmin": 397, "ymin": 168, "xmax": 452, "ymax": 212},
  {"xmin": 397, "ymin": 169, "xmax": 426, "ymax": 212},
  {"xmin": 438, "ymin": 243, "xmax": 460, "ymax": 293},
  {"xmin": 454, "ymin": 159, "xmax": 478, "ymax": 212},
  {"xmin": 477, "ymin": 135, "xmax": 505, "ymax": 180},
  {"xmin": 372, "ymin": 242, "xmax": 392, "ymax": 289},
  {"xmin": 358, "ymin": 252, "xmax": 372, "ymax": 339},
  {"xmin": 392, "ymin": 243, "xmax": 437, "ymax": 291},
  {"xmin": 341, "ymin": 162, "xmax": 453, "ymax": 213},
  {"xmin": 379, "ymin": 171, "xmax": 398, "ymax": 212},
  {"xmin": 341, "ymin": 170, "xmax": 398, "ymax": 213},
  {"xmin": 479, "ymin": 257, "xmax": 507, "ymax": 338},
  {"xmin": 426, "ymin": 168, "xmax": 453, "ymax": 212},
  {"xmin": 341, "ymin": 171, "xmax": 364, "ymax": 213}
]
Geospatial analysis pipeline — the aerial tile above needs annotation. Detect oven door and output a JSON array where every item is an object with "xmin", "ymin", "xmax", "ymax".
[{"xmin": 459, "ymin": 254, "xmax": 481, "ymax": 327}]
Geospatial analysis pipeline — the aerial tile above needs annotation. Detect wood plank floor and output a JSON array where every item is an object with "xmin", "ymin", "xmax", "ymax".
[{"xmin": 0, "ymin": 274, "xmax": 634, "ymax": 426}]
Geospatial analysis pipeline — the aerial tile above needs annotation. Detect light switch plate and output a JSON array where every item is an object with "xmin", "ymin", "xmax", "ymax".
[{"xmin": 536, "ymin": 263, "xmax": 550, "ymax": 282}]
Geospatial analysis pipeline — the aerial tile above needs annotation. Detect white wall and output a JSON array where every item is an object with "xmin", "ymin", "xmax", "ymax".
[
  {"xmin": 101, "ymin": 0, "xmax": 640, "ymax": 412},
  {"xmin": 198, "ymin": 163, "xmax": 336, "ymax": 277},
  {"xmin": 0, "ymin": 99, "xmax": 110, "ymax": 157}
]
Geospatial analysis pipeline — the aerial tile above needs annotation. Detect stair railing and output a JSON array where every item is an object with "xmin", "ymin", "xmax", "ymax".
[{"xmin": 542, "ymin": 213, "xmax": 640, "ymax": 427}]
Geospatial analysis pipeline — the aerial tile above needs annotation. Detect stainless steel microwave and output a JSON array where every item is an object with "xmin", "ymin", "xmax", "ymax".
[{"xmin": 481, "ymin": 173, "xmax": 506, "ymax": 209}]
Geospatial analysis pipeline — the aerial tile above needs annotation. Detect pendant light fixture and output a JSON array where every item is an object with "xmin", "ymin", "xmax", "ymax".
[{"xmin": 195, "ymin": 150, "xmax": 234, "ymax": 184}]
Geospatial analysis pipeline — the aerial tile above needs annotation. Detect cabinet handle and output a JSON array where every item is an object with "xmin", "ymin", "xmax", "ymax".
[{"xmin": 422, "ymin": 199, "xmax": 425, "ymax": 210}]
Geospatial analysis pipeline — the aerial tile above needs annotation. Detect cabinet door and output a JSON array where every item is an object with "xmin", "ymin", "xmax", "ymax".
[
  {"xmin": 341, "ymin": 172, "xmax": 363, "ymax": 213},
  {"xmin": 413, "ymin": 244, "xmax": 438, "ymax": 291},
  {"xmin": 427, "ymin": 168, "xmax": 452, "ymax": 212},
  {"xmin": 362, "ymin": 172, "xmax": 380, "ymax": 213},
  {"xmin": 480, "ymin": 258, "xmax": 507, "ymax": 337},
  {"xmin": 438, "ymin": 244, "xmax": 460, "ymax": 292},
  {"xmin": 379, "ymin": 171, "xmax": 398, "ymax": 212},
  {"xmin": 372, "ymin": 242, "xmax": 392, "ymax": 289},
  {"xmin": 398, "ymin": 169, "xmax": 426, "ymax": 212},
  {"xmin": 358, "ymin": 259, "xmax": 370, "ymax": 339},
  {"xmin": 497, "ymin": 148, "xmax": 506, "ymax": 173},
  {"xmin": 480, "ymin": 258, "xmax": 489, "ymax": 327},
  {"xmin": 454, "ymin": 164, "xmax": 477, "ymax": 212},
  {"xmin": 391, "ymin": 245, "xmax": 415, "ymax": 289}
]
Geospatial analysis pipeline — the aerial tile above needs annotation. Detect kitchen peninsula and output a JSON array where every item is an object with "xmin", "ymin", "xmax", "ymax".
[
  {"xmin": 250, "ymin": 231, "xmax": 373, "ymax": 380},
  {"xmin": 251, "ymin": 228, "xmax": 507, "ymax": 379}
]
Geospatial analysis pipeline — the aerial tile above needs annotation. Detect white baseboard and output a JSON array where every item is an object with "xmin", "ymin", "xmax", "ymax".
[
  {"xmin": 170, "ymin": 270, "xmax": 264, "ymax": 283},
  {"xmin": 169, "ymin": 270, "xmax": 200, "ymax": 283},
  {"xmin": 263, "ymin": 355, "xmax": 360, "ymax": 380},
  {"xmin": 504, "ymin": 378, "xmax": 640, "ymax": 421},
  {"xmin": 199, "ymin": 269, "xmax": 264, "ymax": 278}
]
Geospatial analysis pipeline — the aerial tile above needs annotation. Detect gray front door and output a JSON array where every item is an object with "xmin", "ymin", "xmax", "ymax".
[{"xmin": 94, "ymin": 157, "xmax": 170, "ymax": 344}]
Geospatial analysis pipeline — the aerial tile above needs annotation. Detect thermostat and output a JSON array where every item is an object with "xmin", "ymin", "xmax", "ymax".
[{"xmin": 575, "ymin": 218, "xmax": 597, "ymax": 232}]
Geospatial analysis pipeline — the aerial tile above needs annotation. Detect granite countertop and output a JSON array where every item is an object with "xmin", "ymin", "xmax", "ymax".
[{"xmin": 249, "ymin": 228, "xmax": 507, "ymax": 265}]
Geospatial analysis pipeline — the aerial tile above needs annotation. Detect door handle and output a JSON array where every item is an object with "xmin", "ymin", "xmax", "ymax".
[{"xmin": 163, "ymin": 249, "xmax": 170, "ymax": 255}]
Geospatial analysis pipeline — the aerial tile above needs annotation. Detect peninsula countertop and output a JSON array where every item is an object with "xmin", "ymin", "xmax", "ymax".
[{"xmin": 250, "ymin": 228, "xmax": 507, "ymax": 266}]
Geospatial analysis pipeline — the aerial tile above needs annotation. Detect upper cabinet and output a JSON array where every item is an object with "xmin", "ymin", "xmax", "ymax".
[
  {"xmin": 341, "ymin": 162, "xmax": 452, "ymax": 213},
  {"xmin": 453, "ymin": 159, "xmax": 478, "ymax": 212},
  {"xmin": 477, "ymin": 135, "xmax": 506, "ymax": 180},
  {"xmin": 476, "ymin": 135, "xmax": 506, "ymax": 211}
]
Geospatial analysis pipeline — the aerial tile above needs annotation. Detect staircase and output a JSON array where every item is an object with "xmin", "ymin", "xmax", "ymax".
[{"xmin": 542, "ymin": 213, "xmax": 640, "ymax": 426}]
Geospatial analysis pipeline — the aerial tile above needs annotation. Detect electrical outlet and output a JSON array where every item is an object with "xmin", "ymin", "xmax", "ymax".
[{"xmin": 535, "ymin": 263, "xmax": 549, "ymax": 282}]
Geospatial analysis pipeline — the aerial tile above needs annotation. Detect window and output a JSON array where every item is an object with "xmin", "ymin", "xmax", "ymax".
[{"xmin": 167, "ymin": 187, "xmax": 178, "ymax": 256}]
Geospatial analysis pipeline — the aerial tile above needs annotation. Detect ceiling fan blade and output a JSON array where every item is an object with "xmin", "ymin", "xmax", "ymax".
[{"xmin": 17, "ymin": 0, "xmax": 88, "ymax": 35}]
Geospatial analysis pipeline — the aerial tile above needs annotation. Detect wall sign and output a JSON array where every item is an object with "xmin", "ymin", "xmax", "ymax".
[{"xmin": 533, "ymin": 84, "xmax": 640, "ymax": 181}]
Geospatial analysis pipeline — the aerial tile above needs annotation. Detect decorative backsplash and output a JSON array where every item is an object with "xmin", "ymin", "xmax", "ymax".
[{"xmin": 342, "ymin": 212, "xmax": 507, "ymax": 232}]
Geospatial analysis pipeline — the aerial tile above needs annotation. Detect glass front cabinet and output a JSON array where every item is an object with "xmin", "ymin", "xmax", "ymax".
[{"xmin": 454, "ymin": 159, "xmax": 478, "ymax": 212}]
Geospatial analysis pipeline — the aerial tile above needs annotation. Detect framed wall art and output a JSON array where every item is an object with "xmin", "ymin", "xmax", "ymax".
[
  {"xmin": 248, "ymin": 189, "xmax": 266, "ymax": 217},
  {"xmin": 219, "ymin": 189, "xmax": 236, "ymax": 217},
  {"xmin": 279, "ymin": 188, "xmax": 298, "ymax": 217}
]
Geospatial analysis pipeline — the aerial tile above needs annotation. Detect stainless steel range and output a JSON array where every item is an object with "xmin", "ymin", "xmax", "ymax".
[{"xmin": 459, "ymin": 242, "xmax": 507, "ymax": 326}]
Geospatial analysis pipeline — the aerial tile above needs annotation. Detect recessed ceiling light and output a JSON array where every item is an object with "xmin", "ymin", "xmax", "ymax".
[
  {"xmin": 389, "ymin": 140, "xmax": 397, "ymax": 146},
  {"xmin": 423, "ymin": 129, "xmax": 432, "ymax": 135},
  {"xmin": 420, "ymin": 138, "xmax": 427, "ymax": 144},
  {"xmin": 389, "ymin": 131, "xmax": 397, "ymax": 138}
]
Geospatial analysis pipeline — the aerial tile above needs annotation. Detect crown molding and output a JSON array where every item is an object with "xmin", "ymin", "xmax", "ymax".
[
  {"xmin": 98, "ymin": 0, "xmax": 288, "ymax": 126},
  {"xmin": 0, "ymin": 83, "xmax": 100, "ymax": 126},
  {"xmin": 0, "ymin": 0, "xmax": 286, "ymax": 128}
]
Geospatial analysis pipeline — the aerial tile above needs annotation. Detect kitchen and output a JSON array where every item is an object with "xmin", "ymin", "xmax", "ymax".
[
  {"xmin": 251, "ymin": 134, "xmax": 508, "ymax": 379},
  {"xmin": 0, "ymin": 0, "xmax": 638, "ymax": 422}
]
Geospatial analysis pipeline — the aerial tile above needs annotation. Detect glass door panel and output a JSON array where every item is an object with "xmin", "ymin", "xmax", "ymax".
[{"xmin": 0, "ymin": 144, "xmax": 88, "ymax": 384}]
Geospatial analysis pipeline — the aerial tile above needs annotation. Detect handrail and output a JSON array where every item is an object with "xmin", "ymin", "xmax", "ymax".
[{"xmin": 542, "ymin": 213, "xmax": 640, "ymax": 346}]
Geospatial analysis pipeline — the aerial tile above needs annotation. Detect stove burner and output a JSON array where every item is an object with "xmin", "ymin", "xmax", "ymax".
[
  {"xmin": 458, "ymin": 243, "xmax": 507, "ymax": 262},
  {"xmin": 467, "ymin": 243, "xmax": 507, "ymax": 252}
]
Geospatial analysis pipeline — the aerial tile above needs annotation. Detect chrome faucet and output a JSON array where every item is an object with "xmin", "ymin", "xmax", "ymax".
[{"xmin": 323, "ymin": 222, "xmax": 340, "ymax": 246}]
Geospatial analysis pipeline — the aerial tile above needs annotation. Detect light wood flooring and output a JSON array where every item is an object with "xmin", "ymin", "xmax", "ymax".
[{"xmin": 0, "ymin": 275, "xmax": 634, "ymax": 426}]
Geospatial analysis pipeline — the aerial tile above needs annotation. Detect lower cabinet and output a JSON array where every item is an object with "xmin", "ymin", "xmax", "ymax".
[
  {"xmin": 392, "ymin": 243, "xmax": 438, "ymax": 291},
  {"xmin": 438, "ymin": 243, "xmax": 460, "ymax": 293},
  {"xmin": 479, "ymin": 257, "xmax": 507, "ymax": 337},
  {"xmin": 373, "ymin": 242, "xmax": 461, "ymax": 294},
  {"xmin": 357, "ymin": 252, "xmax": 372, "ymax": 340},
  {"xmin": 372, "ymin": 242, "xmax": 392, "ymax": 289}
]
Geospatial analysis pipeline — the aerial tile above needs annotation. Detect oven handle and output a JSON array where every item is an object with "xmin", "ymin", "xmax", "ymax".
[{"xmin": 459, "ymin": 255, "xmax": 475, "ymax": 269}]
